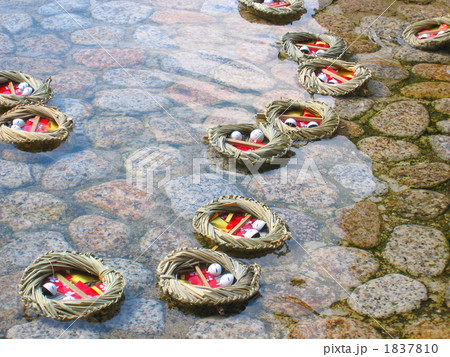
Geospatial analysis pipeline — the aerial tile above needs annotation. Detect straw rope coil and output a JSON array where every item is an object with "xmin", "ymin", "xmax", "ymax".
[
  {"xmin": 402, "ymin": 15, "xmax": 450, "ymax": 50},
  {"xmin": 238, "ymin": 0, "xmax": 306, "ymax": 24},
  {"xmin": 0, "ymin": 104, "xmax": 73, "ymax": 147},
  {"xmin": 281, "ymin": 32, "xmax": 347, "ymax": 62},
  {"xmin": 157, "ymin": 248, "xmax": 261, "ymax": 306},
  {"xmin": 18, "ymin": 251, "xmax": 126, "ymax": 321},
  {"xmin": 207, "ymin": 123, "xmax": 292, "ymax": 165},
  {"xmin": 263, "ymin": 99, "xmax": 340, "ymax": 141},
  {"xmin": 297, "ymin": 58, "xmax": 371, "ymax": 96},
  {"xmin": 193, "ymin": 195, "xmax": 291, "ymax": 253},
  {"xmin": 0, "ymin": 70, "xmax": 53, "ymax": 111}
]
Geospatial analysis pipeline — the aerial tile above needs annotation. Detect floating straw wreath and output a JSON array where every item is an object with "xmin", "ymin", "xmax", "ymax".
[
  {"xmin": 402, "ymin": 15, "xmax": 450, "ymax": 50},
  {"xmin": 0, "ymin": 104, "xmax": 73, "ymax": 151},
  {"xmin": 157, "ymin": 248, "xmax": 261, "ymax": 306},
  {"xmin": 238, "ymin": 0, "xmax": 306, "ymax": 24},
  {"xmin": 297, "ymin": 58, "xmax": 371, "ymax": 96},
  {"xmin": 18, "ymin": 251, "xmax": 125, "ymax": 321},
  {"xmin": 0, "ymin": 70, "xmax": 53, "ymax": 112},
  {"xmin": 207, "ymin": 123, "xmax": 292, "ymax": 166},
  {"xmin": 193, "ymin": 195, "xmax": 291, "ymax": 253},
  {"xmin": 258, "ymin": 99, "xmax": 340, "ymax": 141},
  {"xmin": 280, "ymin": 32, "xmax": 347, "ymax": 62}
]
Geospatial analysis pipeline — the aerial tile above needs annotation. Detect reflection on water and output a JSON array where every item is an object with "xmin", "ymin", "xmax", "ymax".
[{"xmin": 0, "ymin": 0, "xmax": 448, "ymax": 339}]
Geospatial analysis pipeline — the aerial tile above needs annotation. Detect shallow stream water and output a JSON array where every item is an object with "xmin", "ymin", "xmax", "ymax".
[{"xmin": 0, "ymin": 0, "xmax": 449, "ymax": 339}]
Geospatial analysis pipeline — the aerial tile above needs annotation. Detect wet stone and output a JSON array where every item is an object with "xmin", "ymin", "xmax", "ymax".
[
  {"xmin": 0, "ymin": 159, "xmax": 33, "ymax": 190},
  {"xmin": 166, "ymin": 79, "xmax": 241, "ymax": 109},
  {"xmin": 252, "ymin": 89, "xmax": 310, "ymax": 112},
  {"xmin": 396, "ymin": 4, "xmax": 448, "ymax": 22},
  {"xmin": 384, "ymin": 225, "xmax": 449, "ymax": 277},
  {"xmin": 348, "ymin": 274, "xmax": 428, "ymax": 319},
  {"xmin": 0, "ymin": 57, "xmax": 63, "ymax": 75},
  {"xmin": 336, "ymin": 202, "xmax": 381, "ymax": 248},
  {"xmin": 149, "ymin": 117, "xmax": 197, "ymax": 145},
  {"xmin": 71, "ymin": 26, "xmax": 126, "ymax": 46},
  {"xmin": 41, "ymin": 151, "xmax": 114, "ymax": 190},
  {"xmin": 412, "ymin": 64, "xmax": 450, "ymax": 82},
  {"xmin": 133, "ymin": 25, "xmax": 177, "ymax": 49},
  {"xmin": 356, "ymin": 16, "xmax": 409, "ymax": 43},
  {"xmin": 74, "ymin": 180, "xmax": 155, "ymax": 220},
  {"xmin": 1, "ymin": 149, "xmax": 46, "ymax": 164},
  {"xmin": 84, "ymin": 116, "xmax": 146, "ymax": 149},
  {"xmin": 344, "ymin": 37, "xmax": 381, "ymax": 53},
  {"xmin": 0, "ymin": 272, "xmax": 25, "ymax": 325},
  {"xmin": 302, "ymin": 246, "xmax": 379, "ymax": 288},
  {"xmin": 69, "ymin": 215, "xmax": 131, "ymax": 255},
  {"xmin": 437, "ymin": 120, "xmax": 450, "ymax": 134},
  {"xmin": 393, "ymin": 46, "xmax": 450, "ymax": 64},
  {"xmin": 0, "ymin": 231, "xmax": 72, "ymax": 275},
  {"xmin": 370, "ymin": 101, "xmax": 429, "ymax": 138},
  {"xmin": 6, "ymin": 320, "xmax": 100, "ymax": 339},
  {"xmin": 338, "ymin": 0, "xmax": 387, "ymax": 14},
  {"xmin": 103, "ymin": 258, "xmax": 154, "ymax": 298},
  {"xmin": 366, "ymin": 80, "xmax": 391, "ymax": 98},
  {"xmin": 103, "ymin": 298, "xmax": 165, "ymax": 338},
  {"xmin": 103, "ymin": 68, "xmax": 173, "ymax": 89},
  {"xmin": 151, "ymin": 9, "xmax": 215, "ymax": 24},
  {"xmin": 429, "ymin": 135, "xmax": 450, "ymax": 161},
  {"xmin": 248, "ymin": 169, "xmax": 339, "ymax": 209},
  {"xmin": 138, "ymin": 226, "xmax": 197, "ymax": 263},
  {"xmin": 235, "ymin": 40, "xmax": 275, "ymax": 65},
  {"xmin": 51, "ymin": 71, "xmax": 96, "ymax": 96},
  {"xmin": 91, "ymin": 1, "xmax": 154, "ymax": 25},
  {"xmin": 94, "ymin": 89, "xmax": 169, "ymax": 113},
  {"xmin": 390, "ymin": 162, "xmax": 450, "ymax": 188},
  {"xmin": 201, "ymin": 0, "xmax": 238, "ymax": 16},
  {"xmin": 357, "ymin": 137, "xmax": 421, "ymax": 162},
  {"xmin": 271, "ymin": 207, "xmax": 320, "ymax": 242},
  {"xmin": 212, "ymin": 60, "xmax": 276, "ymax": 92},
  {"xmin": 314, "ymin": 13, "xmax": 355, "ymax": 35},
  {"xmin": 74, "ymin": 49, "xmax": 145, "ymax": 69},
  {"xmin": 329, "ymin": 163, "xmax": 377, "ymax": 200},
  {"xmin": 335, "ymin": 120, "xmax": 364, "ymax": 138},
  {"xmin": 433, "ymin": 98, "xmax": 450, "ymax": 115},
  {"xmin": 289, "ymin": 316, "xmax": 382, "ymax": 339},
  {"xmin": 39, "ymin": 0, "xmax": 91, "ymax": 16},
  {"xmin": 333, "ymin": 98, "xmax": 374, "ymax": 120},
  {"xmin": 361, "ymin": 58, "xmax": 409, "ymax": 85},
  {"xmin": 41, "ymin": 13, "xmax": 92, "ymax": 32},
  {"xmin": 187, "ymin": 316, "xmax": 267, "ymax": 339},
  {"xmin": 0, "ymin": 13, "xmax": 33, "ymax": 33},
  {"xmin": 384, "ymin": 189, "xmax": 449, "ymax": 220},
  {"xmin": 164, "ymin": 174, "xmax": 243, "ymax": 216},
  {"xmin": 0, "ymin": 33, "xmax": 14, "ymax": 54},
  {"xmin": 17, "ymin": 35, "xmax": 70, "ymax": 57},
  {"xmin": 403, "ymin": 317, "xmax": 450, "ymax": 339},
  {"xmin": 401, "ymin": 82, "xmax": 450, "ymax": 100},
  {"xmin": 0, "ymin": 192, "xmax": 67, "ymax": 232}
]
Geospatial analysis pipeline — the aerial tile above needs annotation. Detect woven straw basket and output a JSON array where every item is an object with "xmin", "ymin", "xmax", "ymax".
[
  {"xmin": 0, "ymin": 104, "xmax": 73, "ymax": 151},
  {"xmin": 281, "ymin": 32, "xmax": 347, "ymax": 62},
  {"xmin": 0, "ymin": 70, "xmax": 53, "ymax": 112},
  {"xmin": 207, "ymin": 123, "xmax": 292, "ymax": 166},
  {"xmin": 297, "ymin": 58, "xmax": 371, "ymax": 96},
  {"xmin": 238, "ymin": 0, "xmax": 306, "ymax": 24},
  {"xmin": 261, "ymin": 99, "xmax": 340, "ymax": 141},
  {"xmin": 157, "ymin": 248, "xmax": 261, "ymax": 306},
  {"xmin": 193, "ymin": 195, "xmax": 291, "ymax": 254},
  {"xmin": 402, "ymin": 15, "xmax": 450, "ymax": 50},
  {"xmin": 18, "ymin": 251, "xmax": 126, "ymax": 321}
]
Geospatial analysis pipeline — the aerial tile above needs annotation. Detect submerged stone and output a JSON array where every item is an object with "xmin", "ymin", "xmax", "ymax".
[
  {"xmin": 384, "ymin": 225, "xmax": 449, "ymax": 277},
  {"xmin": 41, "ymin": 14, "xmax": 92, "ymax": 32},
  {"xmin": 38, "ymin": 0, "xmax": 90, "ymax": 16},
  {"xmin": 71, "ymin": 26, "xmax": 126, "ymax": 46},
  {"xmin": 91, "ymin": 1, "xmax": 153, "ymax": 25},
  {"xmin": 361, "ymin": 58, "xmax": 409, "ymax": 85},
  {"xmin": 93, "ymin": 89, "xmax": 169, "ymax": 113},
  {"xmin": 348, "ymin": 274, "xmax": 428, "ymax": 318},
  {"xmin": 0, "ymin": 13, "xmax": 33, "ymax": 33},
  {"xmin": 329, "ymin": 163, "xmax": 377, "ymax": 199},
  {"xmin": 289, "ymin": 316, "xmax": 382, "ymax": 339},
  {"xmin": 6, "ymin": 320, "xmax": 100, "ymax": 339},
  {"xmin": 0, "ymin": 159, "xmax": 34, "ymax": 189},
  {"xmin": 356, "ymin": 16, "xmax": 409, "ymax": 43},
  {"xmin": 187, "ymin": 316, "xmax": 267, "ymax": 339},
  {"xmin": 0, "ymin": 192, "xmax": 67, "ymax": 231},
  {"xmin": 0, "ymin": 33, "xmax": 14, "ymax": 54},
  {"xmin": 51, "ymin": 70, "xmax": 96, "ymax": 96},
  {"xmin": 69, "ymin": 215, "xmax": 131, "ymax": 255},
  {"xmin": 133, "ymin": 25, "xmax": 177, "ymax": 49},
  {"xmin": 271, "ymin": 207, "xmax": 320, "ymax": 242},
  {"xmin": 74, "ymin": 49, "xmax": 145, "ymax": 69}
]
